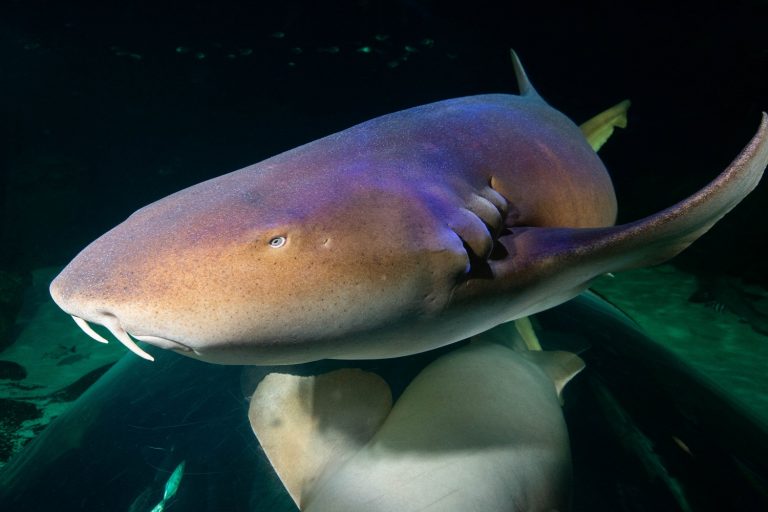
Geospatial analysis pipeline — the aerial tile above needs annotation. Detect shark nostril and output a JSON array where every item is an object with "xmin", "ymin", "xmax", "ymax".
[
  {"xmin": 93, "ymin": 311, "xmax": 156, "ymax": 362},
  {"xmin": 71, "ymin": 316, "xmax": 110, "ymax": 344}
]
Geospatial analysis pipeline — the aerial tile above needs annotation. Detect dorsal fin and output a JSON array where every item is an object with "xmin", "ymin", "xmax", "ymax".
[
  {"xmin": 519, "ymin": 350, "xmax": 586, "ymax": 400},
  {"xmin": 580, "ymin": 99, "xmax": 631, "ymax": 151},
  {"xmin": 248, "ymin": 369, "xmax": 392, "ymax": 509},
  {"xmin": 510, "ymin": 49, "xmax": 543, "ymax": 101}
]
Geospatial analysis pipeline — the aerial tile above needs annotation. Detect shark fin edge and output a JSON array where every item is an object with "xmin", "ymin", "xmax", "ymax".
[
  {"xmin": 520, "ymin": 350, "xmax": 586, "ymax": 401},
  {"xmin": 580, "ymin": 99, "xmax": 631, "ymax": 152},
  {"xmin": 491, "ymin": 113, "xmax": 768, "ymax": 297},
  {"xmin": 249, "ymin": 369, "xmax": 393, "ymax": 509},
  {"xmin": 510, "ymin": 49, "xmax": 544, "ymax": 101}
]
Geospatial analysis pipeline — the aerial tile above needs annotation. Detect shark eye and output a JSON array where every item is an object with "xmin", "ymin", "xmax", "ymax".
[{"xmin": 269, "ymin": 236, "xmax": 287, "ymax": 248}]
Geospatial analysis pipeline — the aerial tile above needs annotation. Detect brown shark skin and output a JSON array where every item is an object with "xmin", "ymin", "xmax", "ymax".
[
  {"xmin": 48, "ymin": 82, "xmax": 767, "ymax": 364},
  {"xmin": 49, "ymin": 92, "xmax": 618, "ymax": 363}
]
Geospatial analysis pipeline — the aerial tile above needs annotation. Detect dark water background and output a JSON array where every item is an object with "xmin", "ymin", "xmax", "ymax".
[{"xmin": 2, "ymin": 0, "xmax": 767, "ymax": 281}]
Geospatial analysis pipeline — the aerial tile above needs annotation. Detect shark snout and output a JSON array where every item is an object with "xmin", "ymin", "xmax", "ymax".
[
  {"xmin": 50, "ymin": 279, "xmax": 151, "ymax": 361},
  {"xmin": 50, "ymin": 271, "xmax": 192, "ymax": 362}
]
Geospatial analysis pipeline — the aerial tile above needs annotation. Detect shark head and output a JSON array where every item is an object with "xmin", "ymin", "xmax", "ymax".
[{"xmin": 49, "ymin": 160, "xmax": 470, "ymax": 364}]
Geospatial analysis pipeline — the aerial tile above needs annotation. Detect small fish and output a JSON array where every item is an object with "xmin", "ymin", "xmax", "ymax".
[{"xmin": 149, "ymin": 460, "xmax": 185, "ymax": 512}]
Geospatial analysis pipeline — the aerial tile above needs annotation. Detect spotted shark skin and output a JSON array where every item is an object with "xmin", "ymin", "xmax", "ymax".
[{"xmin": 49, "ymin": 52, "xmax": 767, "ymax": 365}]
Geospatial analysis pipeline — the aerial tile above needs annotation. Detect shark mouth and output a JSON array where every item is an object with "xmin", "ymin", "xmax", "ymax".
[{"xmin": 70, "ymin": 315, "xmax": 194, "ymax": 361}]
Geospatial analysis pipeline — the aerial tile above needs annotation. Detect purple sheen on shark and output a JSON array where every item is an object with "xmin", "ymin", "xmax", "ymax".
[{"xmin": 49, "ymin": 51, "xmax": 768, "ymax": 364}]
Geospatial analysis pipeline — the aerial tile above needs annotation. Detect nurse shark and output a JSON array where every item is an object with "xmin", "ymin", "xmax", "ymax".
[
  {"xmin": 49, "ymin": 52, "xmax": 768, "ymax": 364},
  {"xmin": 249, "ymin": 326, "xmax": 584, "ymax": 512}
]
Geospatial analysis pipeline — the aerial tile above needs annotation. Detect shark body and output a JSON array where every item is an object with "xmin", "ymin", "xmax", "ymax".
[
  {"xmin": 249, "ymin": 326, "xmax": 584, "ymax": 512},
  {"xmin": 49, "ymin": 53, "xmax": 768, "ymax": 364}
]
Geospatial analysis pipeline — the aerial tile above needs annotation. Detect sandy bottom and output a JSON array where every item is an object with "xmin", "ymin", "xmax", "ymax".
[
  {"xmin": 591, "ymin": 265, "xmax": 768, "ymax": 426},
  {"xmin": 0, "ymin": 268, "xmax": 124, "ymax": 467}
]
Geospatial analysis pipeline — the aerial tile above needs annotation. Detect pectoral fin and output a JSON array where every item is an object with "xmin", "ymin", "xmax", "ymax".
[
  {"xmin": 490, "ymin": 114, "xmax": 767, "ymax": 315},
  {"xmin": 580, "ymin": 100, "xmax": 631, "ymax": 151},
  {"xmin": 519, "ymin": 351, "xmax": 586, "ymax": 401},
  {"xmin": 249, "ymin": 369, "xmax": 392, "ymax": 509}
]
